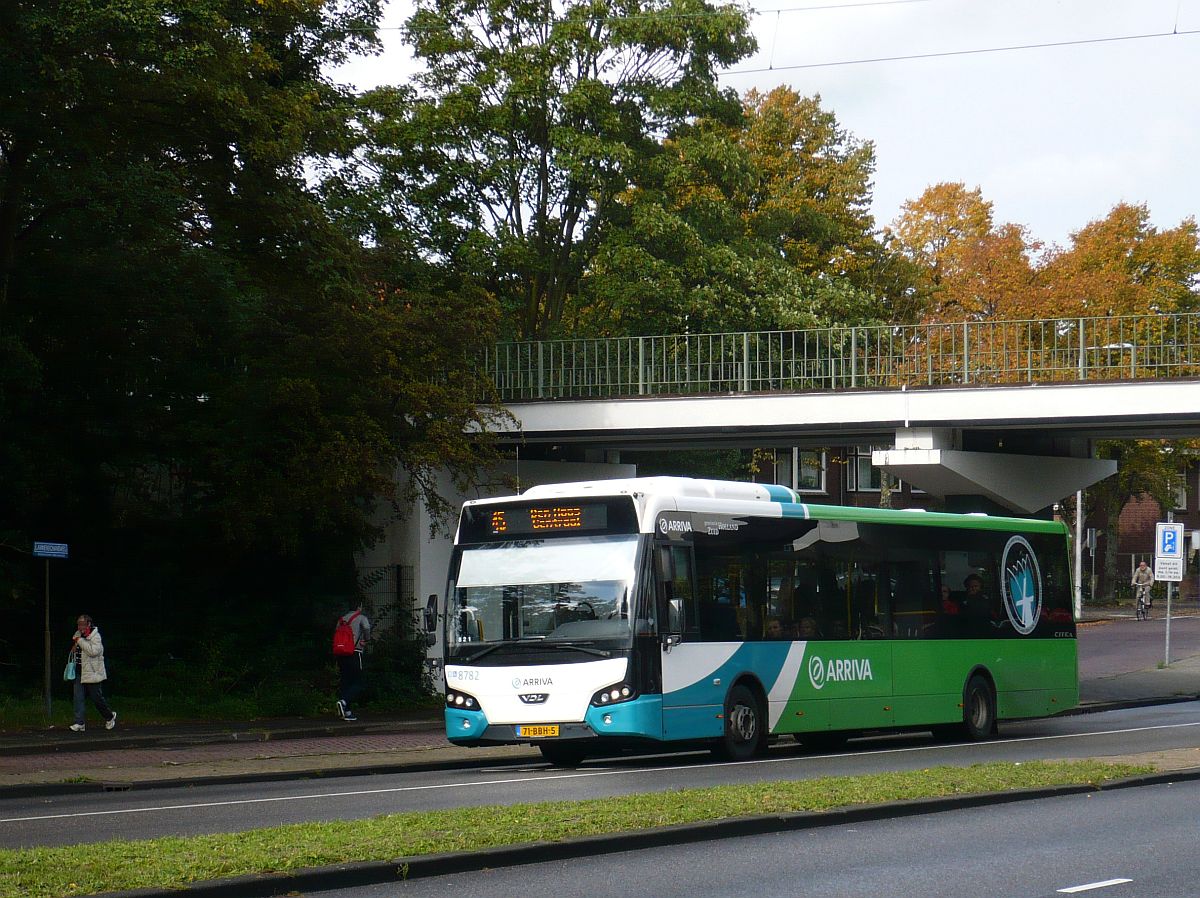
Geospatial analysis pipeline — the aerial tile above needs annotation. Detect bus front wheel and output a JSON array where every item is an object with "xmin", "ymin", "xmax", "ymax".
[
  {"xmin": 714, "ymin": 684, "xmax": 764, "ymax": 762},
  {"xmin": 961, "ymin": 674, "xmax": 996, "ymax": 741}
]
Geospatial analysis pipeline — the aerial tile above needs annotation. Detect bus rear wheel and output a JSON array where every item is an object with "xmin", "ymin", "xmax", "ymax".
[
  {"xmin": 539, "ymin": 743, "xmax": 587, "ymax": 767},
  {"xmin": 960, "ymin": 674, "xmax": 996, "ymax": 741},
  {"xmin": 714, "ymin": 684, "xmax": 764, "ymax": 762}
]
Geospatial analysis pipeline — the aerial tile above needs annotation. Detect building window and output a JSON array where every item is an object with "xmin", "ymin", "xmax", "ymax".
[
  {"xmin": 797, "ymin": 450, "xmax": 826, "ymax": 493},
  {"xmin": 848, "ymin": 446, "xmax": 898, "ymax": 493},
  {"xmin": 771, "ymin": 448, "xmax": 793, "ymax": 490}
]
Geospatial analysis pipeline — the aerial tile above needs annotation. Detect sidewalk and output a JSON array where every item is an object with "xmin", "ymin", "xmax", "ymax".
[{"xmin": 2, "ymin": 622, "xmax": 1198, "ymax": 796}]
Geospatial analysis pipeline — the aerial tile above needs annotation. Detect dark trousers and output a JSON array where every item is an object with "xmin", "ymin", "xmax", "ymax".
[
  {"xmin": 337, "ymin": 653, "xmax": 364, "ymax": 708},
  {"xmin": 73, "ymin": 679, "xmax": 114, "ymax": 725}
]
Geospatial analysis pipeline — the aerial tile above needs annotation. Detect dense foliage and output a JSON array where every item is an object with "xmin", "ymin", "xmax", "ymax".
[{"xmin": 0, "ymin": 0, "xmax": 502, "ymax": 703}]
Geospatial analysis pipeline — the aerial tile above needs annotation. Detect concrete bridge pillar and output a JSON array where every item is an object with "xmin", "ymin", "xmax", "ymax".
[{"xmin": 874, "ymin": 428, "xmax": 1116, "ymax": 516}]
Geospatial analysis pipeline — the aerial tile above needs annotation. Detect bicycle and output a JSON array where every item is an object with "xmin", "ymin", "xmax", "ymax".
[{"xmin": 1134, "ymin": 584, "xmax": 1152, "ymax": 621}]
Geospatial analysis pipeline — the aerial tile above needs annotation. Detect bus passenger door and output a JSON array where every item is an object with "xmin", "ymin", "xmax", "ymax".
[{"xmin": 657, "ymin": 543, "xmax": 727, "ymax": 742}]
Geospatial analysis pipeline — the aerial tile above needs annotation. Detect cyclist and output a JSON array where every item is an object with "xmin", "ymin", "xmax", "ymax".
[{"xmin": 1132, "ymin": 560, "xmax": 1154, "ymax": 620}]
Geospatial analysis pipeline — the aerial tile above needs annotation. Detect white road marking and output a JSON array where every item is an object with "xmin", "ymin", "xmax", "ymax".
[
  {"xmin": 1058, "ymin": 878, "xmax": 1133, "ymax": 892},
  {"xmin": 2, "ymin": 719, "xmax": 1198, "ymax": 825}
]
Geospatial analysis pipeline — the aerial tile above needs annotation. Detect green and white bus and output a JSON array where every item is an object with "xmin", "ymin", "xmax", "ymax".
[{"xmin": 438, "ymin": 477, "xmax": 1077, "ymax": 766}]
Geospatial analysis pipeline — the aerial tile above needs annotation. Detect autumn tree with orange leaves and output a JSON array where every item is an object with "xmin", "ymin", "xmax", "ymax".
[{"xmin": 1041, "ymin": 202, "xmax": 1200, "ymax": 318}]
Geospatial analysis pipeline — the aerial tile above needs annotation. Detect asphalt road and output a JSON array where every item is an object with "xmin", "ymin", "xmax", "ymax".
[
  {"xmin": 4, "ymin": 700, "xmax": 1199, "ymax": 850},
  {"xmin": 1077, "ymin": 614, "xmax": 1200, "ymax": 678},
  {"xmin": 331, "ymin": 778, "xmax": 1200, "ymax": 898}
]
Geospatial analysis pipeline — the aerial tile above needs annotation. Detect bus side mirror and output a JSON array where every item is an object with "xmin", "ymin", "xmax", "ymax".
[{"xmin": 423, "ymin": 594, "xmax": 438, "ymax": 633}]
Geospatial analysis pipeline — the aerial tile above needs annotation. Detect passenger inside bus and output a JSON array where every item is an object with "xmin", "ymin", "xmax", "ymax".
[{"xmin": 765, "ymin": 616, "xmax": 795, "ymax": 639}]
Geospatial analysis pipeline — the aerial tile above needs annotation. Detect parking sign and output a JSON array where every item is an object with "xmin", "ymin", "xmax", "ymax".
[
  {"xmin": 1156, "ymin": 522, "xmax": 1184, "ymax": 559},
  {"xmin": 1155, "ymin": 522, "xmax": 1185, "ymax": 583}
]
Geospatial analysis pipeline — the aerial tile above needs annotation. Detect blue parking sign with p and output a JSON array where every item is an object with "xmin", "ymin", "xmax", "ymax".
[{"xmin": 1156, "ymin": 523, "xmax": 1184, "ymax": 558}]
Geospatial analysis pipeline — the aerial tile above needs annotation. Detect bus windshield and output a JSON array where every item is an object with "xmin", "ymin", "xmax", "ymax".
[{"xmin": 450, "ymin": 534, "xmax": 640, "ymax": 648}]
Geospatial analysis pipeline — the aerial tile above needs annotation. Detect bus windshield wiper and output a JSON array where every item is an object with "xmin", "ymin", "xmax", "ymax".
[
  {"xmin": 460, "ymin": 638, "xmax": 545, "ymax": 664},
  {"xmin": 546, "ymin": 642, "xmax": 610, "ymax": 658},
  {"xmin": 460, "ymin": 643, "xmax": 503, "ymax": 664}
]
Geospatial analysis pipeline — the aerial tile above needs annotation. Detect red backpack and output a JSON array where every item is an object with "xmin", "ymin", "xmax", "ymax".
[{"xmin": 332, "ymin": 611, "xmax": 362, "ymax": 656}]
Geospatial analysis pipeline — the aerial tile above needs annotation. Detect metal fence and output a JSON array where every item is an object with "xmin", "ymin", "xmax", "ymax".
[{"xmin": 484, "ymin": 313, "xmax": 1200, "ymax": 401}]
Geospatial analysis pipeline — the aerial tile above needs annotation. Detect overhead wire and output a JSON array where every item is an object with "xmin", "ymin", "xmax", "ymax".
[{"xmin": 718, "ymin": 26, "xmax": 1200, "ymax": 76}]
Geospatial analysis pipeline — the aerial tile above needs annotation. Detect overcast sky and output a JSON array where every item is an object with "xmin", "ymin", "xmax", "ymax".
[{"xmin": 335, "ymin": 0, "xmax": 1200, "ymax": 250}]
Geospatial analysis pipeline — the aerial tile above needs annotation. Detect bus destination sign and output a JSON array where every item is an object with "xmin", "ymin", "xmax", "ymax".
[
  {"xmin": 490, "ymin": 505, "xmax": 604, "ymax": 535},
  {"xmin": 460, "ymin": 497, "xmax": 638, "ymax": 542}
]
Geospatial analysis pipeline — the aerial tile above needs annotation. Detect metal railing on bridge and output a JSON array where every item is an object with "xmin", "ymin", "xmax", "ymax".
[{"xmin": 485, "ymin": 313, "xmax": 1200, "ymax": 401}]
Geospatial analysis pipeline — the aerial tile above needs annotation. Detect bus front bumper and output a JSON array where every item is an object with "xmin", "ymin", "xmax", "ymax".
[{"xmin": 446, "ymin": 694, "xmax": 663, "ymax": 746}]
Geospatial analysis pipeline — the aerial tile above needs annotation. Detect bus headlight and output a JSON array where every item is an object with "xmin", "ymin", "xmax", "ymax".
[
  {"xmin": 590, "ymin": 683, "xmax": 636, "ymax": 706},
  {"xmin": 446, "ymin": 688, "xmax": 479, "ymax": 710}
]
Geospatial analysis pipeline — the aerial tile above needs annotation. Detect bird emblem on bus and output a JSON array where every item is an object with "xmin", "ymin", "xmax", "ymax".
[{"xmin": 1001, "ymin": 535, "xmax": 1042, "ymax": 635}]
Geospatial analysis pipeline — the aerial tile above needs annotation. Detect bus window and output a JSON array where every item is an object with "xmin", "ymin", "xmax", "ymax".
[
  {"xmin": 659, "ymin": 545, "xmax": 697, "ymax": 638},
  {"xmin": 890, "ymin": 557, "xmax": 938, "ymax": 638}
]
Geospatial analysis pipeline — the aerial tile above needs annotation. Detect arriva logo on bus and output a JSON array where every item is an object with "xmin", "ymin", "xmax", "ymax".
[
  {"xmin": 807, "ymin": 654, "xmax": 874, "ymax": 690},
  {"xmin": 657, "ymin": 516, "xmax": 693, "ymax": 534}
]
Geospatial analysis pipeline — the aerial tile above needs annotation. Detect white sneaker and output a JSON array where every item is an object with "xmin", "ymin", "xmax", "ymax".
[
  {"xmin": 336, "ymin": 700, "xmax": 346, "ymax": 719},
  {"xmin": 69, "ymin": 724, "xmax": 85, "ymax": 732},
  {"xmin": 105, "ymin": 713, "xmax": 117, "ymax": 730}
]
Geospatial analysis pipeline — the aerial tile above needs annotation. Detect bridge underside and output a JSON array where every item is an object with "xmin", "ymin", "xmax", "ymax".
[{"xmin": 496, "ymin": 380, "xmax": 1200, "ymax": 515}]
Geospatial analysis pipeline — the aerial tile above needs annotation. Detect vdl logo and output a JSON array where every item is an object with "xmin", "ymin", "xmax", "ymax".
[{"xmin": 1001, "ymin": 535, "xmax": 1043, "ymax": 635}]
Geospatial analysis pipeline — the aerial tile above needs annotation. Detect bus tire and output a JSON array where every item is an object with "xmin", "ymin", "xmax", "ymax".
[
  {"xmin": 539, "ymin": 743, "xmax": 587, "ymax": 767},
  {"xmin": 961, "ymin": 674, "xmax": 996, "ymax": 741},
  {"xmin": 714, "ymin": 684, "xmax": 764, "ymax": 761}
]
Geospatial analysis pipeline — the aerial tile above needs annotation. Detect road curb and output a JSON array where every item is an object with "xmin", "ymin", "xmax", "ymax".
[
  {"xmin": 0, "ymin": 720, "xmax": 444, "ymax": 757},
  {"xmin": 0, "ymin": 753, "xmax": 541, "ymax": 800},
  {"xmin": 88, "ymin": 768, "xmax": 1200, "ymax": 898}
]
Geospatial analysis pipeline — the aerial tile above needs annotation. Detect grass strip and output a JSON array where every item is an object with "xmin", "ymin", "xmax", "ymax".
[{"xmin": 0, "ymin": 760, "xmax": 1151, "ymax": 898}]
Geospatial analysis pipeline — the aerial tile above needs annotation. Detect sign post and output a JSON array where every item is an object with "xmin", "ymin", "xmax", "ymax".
[
  {"xmin": 1155, "ymin": 520, "xmax": 1184, "ymax": 668},
  {"xmin": 32, "ymin": 542, "xmax": 69, "ymax": 718}
]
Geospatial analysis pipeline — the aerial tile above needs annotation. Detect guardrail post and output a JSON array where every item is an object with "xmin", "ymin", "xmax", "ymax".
[
  {"xmin": 1078, "ymin": 317, "xmax": 1086, "ymax": 381},
  {"xmin": 638, "ymin": 336, "xmax": 646, "ymax": 396},
  {"xmin": 962, "ymin": 321, "xmax": 969, "ymax": 384},
  {"xmin": 742, "ymin": 332, "xmax": 751, "ymax": 391},
  {"xmin": 537, "ymin": 342, "xmax": 544, "ymax": 398},
  {"xmin": 850, "ymin": 327, "xmax": 857, "ymax": 388}
]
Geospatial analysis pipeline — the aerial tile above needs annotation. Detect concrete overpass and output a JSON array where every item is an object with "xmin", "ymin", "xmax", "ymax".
[{"xmin": 486, "ymin": 314, "xmax": 1200, "ymax": 514}]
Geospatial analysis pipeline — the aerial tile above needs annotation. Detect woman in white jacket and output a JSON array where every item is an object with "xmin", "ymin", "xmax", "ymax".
[{"xmin": 69, "ymin": 614, "xmax": 117, "ymax": 732}]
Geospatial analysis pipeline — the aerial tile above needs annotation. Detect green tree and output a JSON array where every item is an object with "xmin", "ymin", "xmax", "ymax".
[
  {"xmin": 393, "ymin": 0, "xmax": 756, "ymax": 339},
  {"xmin": 576, "ymin": 90, "xmax": 886, "ymax": 336},
  {"xmin": 0, "ymin": 0, "xmax": 502, "ymax": 699}
]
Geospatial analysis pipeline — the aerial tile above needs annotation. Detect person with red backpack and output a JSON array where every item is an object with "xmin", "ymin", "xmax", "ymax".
[{"xmin": 333, "ymin": 603, "xmax": 371, "ymax": 721}]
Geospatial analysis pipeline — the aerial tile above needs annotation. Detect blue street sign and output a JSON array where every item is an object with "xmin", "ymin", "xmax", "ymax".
[
  {"xmin": 32, "ymin": 541, "xmax": 68, "ymax": 559},
  {"xmin": 1156, "ymin": 523, "xmax": 1184, "ymax": 559}
]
